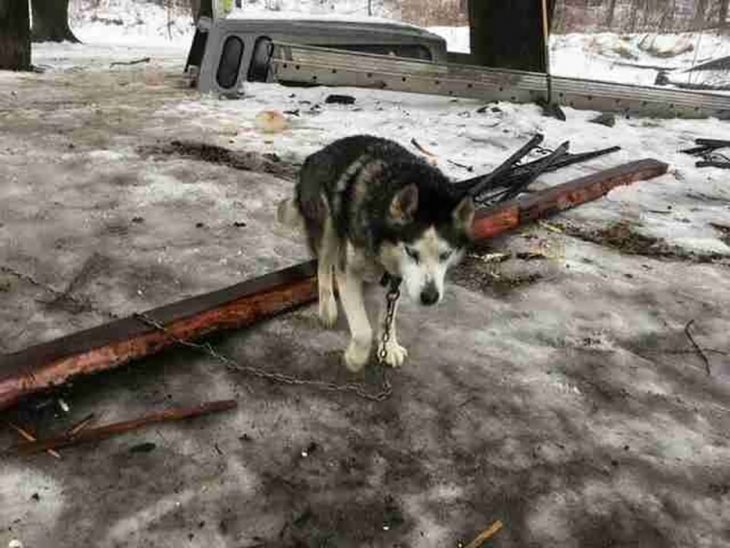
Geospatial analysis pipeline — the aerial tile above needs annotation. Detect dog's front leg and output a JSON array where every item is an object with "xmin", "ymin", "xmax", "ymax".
[
  {"xmin": 377, "ymin": 290, "xmax": 408, "ymax": 367},
  {"xmin": 335, "ymin": 265, "xmax": 372, "ymax": 372},
  {"xmin": 317, "ymin": 218, "xmax": 339, "ymax": 327}
]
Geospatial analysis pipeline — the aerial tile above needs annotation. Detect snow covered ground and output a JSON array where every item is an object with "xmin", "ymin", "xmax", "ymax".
[
  {"xmin": 426, "ymin": 25, "xmax": 730, "ymax": 88},
  {"xmin": 551, "ymin": 31, "xmax": 730, "ymax": 87},
  {"xmin": 2, "ymin": 6, "xmax": 730, "ymax": 548}
]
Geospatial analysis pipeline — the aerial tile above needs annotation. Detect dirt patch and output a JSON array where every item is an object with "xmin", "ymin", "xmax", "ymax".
[
  {"xmin": 559, "ymin": 221, "xmax": 730, "ymax": 264},
  {"xmin": 451, "ymin": 247, "xmax": 546, "ymax": 295},
  {"xmin": 139, "ymin": 140, "xmax": 299, "ymax": 180}
]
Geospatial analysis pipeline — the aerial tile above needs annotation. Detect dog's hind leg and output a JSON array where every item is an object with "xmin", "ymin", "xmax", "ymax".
[
  {"xmin": 376, "ymin": 290, "xmax": 408, "ymax": 367},
  {"xmin": 335, "ymin": 261, "xmax": 372, "ymax": 372},
  {"xmin": 317, "ymin": 218, "xmax": 338, "ymax": 328}
]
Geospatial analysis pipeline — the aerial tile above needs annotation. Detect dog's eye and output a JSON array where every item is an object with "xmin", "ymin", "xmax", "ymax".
[
  {"xmin": 439, "ymin": 250, "xmax": 452, "ymax": 262},
  {"xmin": 405, "ymin": 246, "xmax": 420, "ymax": 263}
]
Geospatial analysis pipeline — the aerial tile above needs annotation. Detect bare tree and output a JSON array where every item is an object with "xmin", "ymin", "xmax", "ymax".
[
  {"xmin": 0, "ymin": 0, "xmax": 31, "ymax": 70},
  {"xmin": 629, "ymin": 0, "xmax": 639, "ymax": 30},
  {"xmin": 605, "ymin": 0, "xmax": 618, "ymax": 28},
  {"xmin": 693, "ymin": 0, "xmax": 708, "ymax": 29},
  {"xmin": 31, "ymin": 0, "xmax": 79, "ymax": 42},
  {"xmin": 719, "ymin": 0, "xmax": 729, "ymax": 29},
  {"xmin": 191, "ymin": 0, "xmax": 213, "ymax": 20},
  {"xmin": 468, "ymin": 0, "xmax": 554, "ymax": 72}
]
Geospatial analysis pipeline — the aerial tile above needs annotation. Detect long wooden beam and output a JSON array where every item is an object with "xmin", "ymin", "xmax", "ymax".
[
  {"xmin": 470, "ymin": 159, "xmax": 667, "ymax": 239},
  {"xmin": 0, "ymin": 261, "xmax": 318, "ymax": 411},
  {"xmin": 0, "ymin": 159, "xmax": 668, "ymax": 411}
]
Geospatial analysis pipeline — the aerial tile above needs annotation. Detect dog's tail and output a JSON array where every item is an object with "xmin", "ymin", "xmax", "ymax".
[{"xmin": 278, "ymin": 153, "xmax": 332, "ymax": 255}]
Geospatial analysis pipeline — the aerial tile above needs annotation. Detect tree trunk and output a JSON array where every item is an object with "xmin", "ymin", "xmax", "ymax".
[
  {"xmin": 693, "ymin": 0, "xmax": 708, "ymax": 30},
  {"xmin": 719, "ymin": 0, "xmax": 729, "ymax": 29},
  {"xmin": 0, "ymin": 0, "xmax": 31, "ymax": 70},
  {"xmin": 191, "ymin": 0, "xmax": 213, "ymax": 20},
  {"xmin": 629, "ymin": 0, "xmax": 639, "ymax": 31},
  {"xmin": 605, "ymin": 0, "xmax": 618, "ymax": 28},
  {"xmin": 468, "ymin": 0, "xmax": 554, "ymax": 72},
  {"xmin": 31, "ymin": 0, "xmax": 79, "ymax": 42}
]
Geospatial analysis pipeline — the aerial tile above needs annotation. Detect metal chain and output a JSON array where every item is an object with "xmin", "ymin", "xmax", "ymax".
[
  {"xmin": 377, "ymin": 277, "xmax": 401, "ymax": 365},
  {"xmin": 0, "ymin": 264, "xmax": 120, "ymax": 320},
  {"xmin": 2, "ymin": 263, "xmax": 392, "ymax": 402},
  {"xmin": 134, "ymin": 312, "xmax": 392, "ymax": 402}
]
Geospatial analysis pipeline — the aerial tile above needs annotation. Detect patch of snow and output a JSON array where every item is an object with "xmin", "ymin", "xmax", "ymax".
[
  {"xmin": 69, "ymin": 0, "xmax": 194, "ymax": 47},
  {"xmin": 667, "ymin": 68, "xmax": 730, "ymax": 90},
  {"xmin": 427, "ymin": 25, "xmax": 470, "ymax": 53},
  {"xmin": 427, "ymin": 26, "xmax": 730, "ymax": 89},
  {"xmin": 229, "ymin": 0, "xmax": 397, "ymax": 19},
  {"xmin": 227, "ymin": 9, "xmax": 402, "ymax": 25},
  {"xmin": 551, "ymin": 31, "xmax": 730, "ymax": 87}
]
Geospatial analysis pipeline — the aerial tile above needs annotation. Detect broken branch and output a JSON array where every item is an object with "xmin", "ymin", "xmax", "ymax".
[
  {"xmin": 471, "ymin": 159, "xmax": 668, "ymax": 239},
  {"xmin": 8, "ymin": 422, "xmax": 61, "ymax": 459},
  {"xmin": 465, "ymin": 520, "xmax": 504, "ymax": 548},
  {"xmin": 466, "ymin": 134, "xmax": 544, "ymax": 198},
  {"xmin": 110, "ymin": 57, "xmax": 151, "ymax": 68},
  {"xmin": 14, "ymin": 400, "xmax": 237, "ymax": 455},
  {"xmin": 684, "ymin": 319, "xmax": 711, "ymax": 376},
  {"xmin": 411, "ymin": 138, "xmax": 437, "ymax": 158},
  {"xmin": 65, "ymin": 413, "xmax": 96, "ymax": 436}
]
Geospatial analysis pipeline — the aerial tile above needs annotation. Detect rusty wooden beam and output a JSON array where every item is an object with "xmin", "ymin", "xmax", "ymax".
[
  {"xmin": 0, "ymin": 159, "xmax": 668, "ymax": 412},
  {"xmin": 0, "ymin": 261, "xmax": 318, "ymax": 411},
  {"xmin": 471, "ymin": 158, "xmax": 668, "ymax": 239}
]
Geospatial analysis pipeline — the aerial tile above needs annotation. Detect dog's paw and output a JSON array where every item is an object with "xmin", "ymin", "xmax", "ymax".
[
  {"xmin": 319, "ymin": 295, "xmax": 338, "ymax": 328},
  {"xmin": 378, "ymin": 339, "xmax": 408, "ymax": 368},
  {"xmin": 344, "ymin": 340, "xmax": 371, "ymax": 372}
]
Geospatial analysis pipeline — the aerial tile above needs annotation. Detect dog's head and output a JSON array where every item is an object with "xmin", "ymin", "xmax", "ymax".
[{"xmin": 380, "ymin": 183, "xmax": 474, "ymax": 306}]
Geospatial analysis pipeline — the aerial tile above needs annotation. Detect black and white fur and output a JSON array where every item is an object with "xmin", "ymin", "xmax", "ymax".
[{"xmin": 278, "ymin": 135, "xmax": 474, "ymax": 371}]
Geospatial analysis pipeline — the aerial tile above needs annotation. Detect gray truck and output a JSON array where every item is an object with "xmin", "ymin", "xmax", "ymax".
[{"xmin": 185, "ymin": 15, "xmax": 448, "ymax": 94}]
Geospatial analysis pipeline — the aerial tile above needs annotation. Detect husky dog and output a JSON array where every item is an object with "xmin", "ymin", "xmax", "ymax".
[{"xmin": 278, "ymin": 135, "xmax": 474, "ymax": 371}]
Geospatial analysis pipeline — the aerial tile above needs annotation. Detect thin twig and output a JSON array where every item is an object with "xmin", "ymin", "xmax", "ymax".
[
  {"xmin": 411, "ymin": 138, "xmax": 437, "ymax": 158},
  {"xmin": 8, "ymin": 422, "xmax": 61, "ymax": 459},
  {"xmin": 448, "ymin": 159, "xmax": 474, "ymax": 172},
  {"xmin": 465, "ymin": 520, "xmax": 504, "ymax": 548},
  {"xmin": 684, "ymin": 320, "xmax": 711, "ymax": 375},
  {"xmin": 65, "ymin": 413, "xmax": 96, "ymax": 437},
  {"xmin": 14, "ymin": 400, "xmax": 237, "ymax": 455},
  {"xmin": 110, "ymin": 57, "xmax": 151, "ymax": 68}
]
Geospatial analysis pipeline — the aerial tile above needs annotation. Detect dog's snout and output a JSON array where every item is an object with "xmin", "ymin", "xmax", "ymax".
[{"xmin": 420, "ymin": 283, "xmax": 439, "ymax": 306}]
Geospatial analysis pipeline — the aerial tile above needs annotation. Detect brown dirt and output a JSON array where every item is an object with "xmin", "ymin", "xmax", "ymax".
[
  {"xmin": 558, "ymin": 221, "xmax": 730, "ymax": 264},
  {"xmin": 139, "ymin": 140, "xmax": 300, "ymax": 181},
  {"xmin": 451, "ymin": 244, "xmax": 547, "ymax": 295}
]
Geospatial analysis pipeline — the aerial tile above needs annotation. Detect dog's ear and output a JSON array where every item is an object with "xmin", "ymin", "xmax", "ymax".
[
  {"xmin": 452, "ymin": 196, "xmax": 475, "ymax": 234},
  {"xmin": 389, "ymin": 184, "xmax": 419, "ymax": 224}
]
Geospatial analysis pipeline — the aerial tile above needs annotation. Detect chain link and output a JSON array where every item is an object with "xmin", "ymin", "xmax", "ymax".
[
  {"xmin": 3, "ymin": 263, "xmax": 393, "ymax": 402},
  {"xmin": 134, "ymin": 312, "xmax": 392, "ymax": 402},
  {"xmin": 377, "ymin": 277, "xmax": 401, "ymax": 365},
  {"xmin": 0, "ymin": 264, "xmax": 121, "ymax": 321}
]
